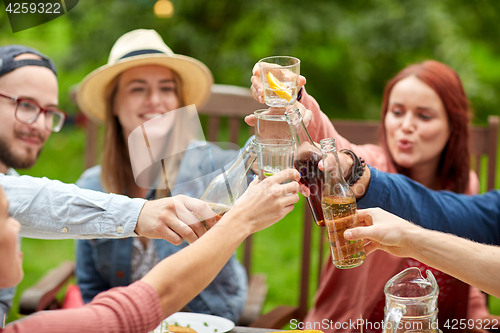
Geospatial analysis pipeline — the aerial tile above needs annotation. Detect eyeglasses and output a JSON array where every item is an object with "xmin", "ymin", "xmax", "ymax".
[{"xmin": 0, "ymin": 92, "xmax": 67, "ymax": 132}]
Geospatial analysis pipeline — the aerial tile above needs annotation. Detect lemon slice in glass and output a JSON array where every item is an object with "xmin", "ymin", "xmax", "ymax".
[
  {"xmin": 266, "ymin": 72, "xmax": 292, "ymax": 102},
  {"xmin": 263, "ymin": 171, "xmax": 275, "ymax": 177}
]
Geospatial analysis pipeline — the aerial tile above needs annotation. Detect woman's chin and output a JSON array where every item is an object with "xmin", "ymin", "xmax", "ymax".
[{"xmin": 393, "ymin": 157, "xmax": 415, "ymax": 169}]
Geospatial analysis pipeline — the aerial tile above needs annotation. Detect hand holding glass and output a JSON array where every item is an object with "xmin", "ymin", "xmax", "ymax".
[
  {"xmin": 256, "ymin": 139, "xmax": 295, "ymax": 181},
  {"xmin": 258, "ymin": 56, "xmax": 300, "ymax": 107}
]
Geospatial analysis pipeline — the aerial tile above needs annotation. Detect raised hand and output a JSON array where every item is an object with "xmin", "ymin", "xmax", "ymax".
[
  {"xmin": 344, "ymin": 207, "xmax": 420, "ymax": 257},
  {"xmin": 224, "ymin": 169, "xmax": 301, "ymax": 233},
  {"xmin": 250, "ymin": 63, "xmax": 306, "ymax": 104},
  {"xmin": 135, "ymin": 195, "xmax": 216, "ymax": 244}
]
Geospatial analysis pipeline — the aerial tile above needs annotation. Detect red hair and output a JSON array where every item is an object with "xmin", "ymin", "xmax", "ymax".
[{"xmin": 380, "ymin": 60, "xmax": 471, "ymax": 193}]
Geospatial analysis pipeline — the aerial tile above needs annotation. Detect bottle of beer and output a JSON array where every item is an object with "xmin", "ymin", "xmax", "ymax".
[
  {"xmin": 320, "ymin": 138, "xmax": 365, "ymax": 269},
  {"xmin": 200, "ymin": 140, "xmax": 257, "ymax": 220},
  {"xmin": 285, "ymin": 107, "xmax": 325, "ymax": 226}
]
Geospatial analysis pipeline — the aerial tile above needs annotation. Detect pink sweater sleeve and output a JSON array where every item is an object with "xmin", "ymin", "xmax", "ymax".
[
  {"xmin": 4, "ymin": 281, "xmax": 163, "ymax": 333},
  {"xmin": 301, "ymin": 89, "xmax": 396, "ymax": 173}
]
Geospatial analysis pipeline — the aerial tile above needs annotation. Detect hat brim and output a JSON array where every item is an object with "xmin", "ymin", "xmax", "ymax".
[{"xmin": 76, "ymin": 54, "xmax": 213, "ymax": 123}]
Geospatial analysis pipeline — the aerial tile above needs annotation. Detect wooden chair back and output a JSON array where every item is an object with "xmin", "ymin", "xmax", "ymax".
[
  {"xmin": 19, "ymin": 261, "xmax": 75, "ymax": 314},
  {"xmin": 251, "ymin": 115, "xmax": 499, "ymax": 328}
]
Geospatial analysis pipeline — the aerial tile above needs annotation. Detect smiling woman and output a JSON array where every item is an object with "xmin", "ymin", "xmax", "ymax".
[
  {"xmin": 112, "ymin": 65, "xmax": 181, "ymax": 144},
  {"xmin": 72, "ymin": 29, "xmax": 250, "ymax": 323}
]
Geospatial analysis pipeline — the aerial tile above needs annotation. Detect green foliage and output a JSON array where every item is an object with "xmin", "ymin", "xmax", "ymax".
[{"xmin": 2, "ymin": 0, "xmax": 500, "ymax": 123}]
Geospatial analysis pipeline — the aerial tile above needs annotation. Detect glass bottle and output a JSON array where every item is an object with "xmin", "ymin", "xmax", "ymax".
[
  {"xmin": 200, "ymin": 139, "xmax": 257, "ymax": 220},
  {"xmin": 320, "ymin": 138, "xmax": 365, "ymax": 269},
  {"xmin": 285, "ymin": 107, "xmax": 325, "ymax": 226}
]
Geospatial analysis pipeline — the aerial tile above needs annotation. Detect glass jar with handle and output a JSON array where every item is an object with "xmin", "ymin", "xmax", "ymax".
[{"xmin": 383, "ymin": 267, "xmax": 440, "ymax": 333}]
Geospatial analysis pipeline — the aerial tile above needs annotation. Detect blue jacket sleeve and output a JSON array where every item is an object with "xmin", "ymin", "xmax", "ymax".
[{"xmin": 359, "ymin": 166, "xmax": 500, "ymax": 245}]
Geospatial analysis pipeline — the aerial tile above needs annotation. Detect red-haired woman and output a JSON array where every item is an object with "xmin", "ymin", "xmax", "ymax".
[{"xmin": 250, "ymin": 60, "xmax": 488, "ymax": 332}]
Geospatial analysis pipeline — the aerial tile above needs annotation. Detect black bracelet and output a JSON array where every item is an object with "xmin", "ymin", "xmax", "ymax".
[
  {"xmin": 340, "ymin": 149, "xmax": 366, "ymax": 186},
  {"xmin": 297, "ymin": 86, "xmax": 304, "ymax": 102}
]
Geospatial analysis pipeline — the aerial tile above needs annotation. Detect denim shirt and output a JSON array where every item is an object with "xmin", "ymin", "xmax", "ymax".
[
  {"xmin": 76, "ymin": 141, "xmax": 248, "ymax": 322},
  {"xmin": 0, "ymin": 175, "xmax": 146, "ymax": 239}
]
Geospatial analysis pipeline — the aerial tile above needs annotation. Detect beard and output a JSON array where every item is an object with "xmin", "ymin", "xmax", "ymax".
[{"xmin": 0, "ymin": 134, "xmax": 43, "ymax": 170}]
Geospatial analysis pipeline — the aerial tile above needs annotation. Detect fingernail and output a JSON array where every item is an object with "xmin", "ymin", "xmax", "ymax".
[
  {"xmin": 252, "ymin": 174, "xmax": 257, "ymax": 180},
  {"xmin": 344, "ymin": 230, "xmax": 352, "ymax": 239}
]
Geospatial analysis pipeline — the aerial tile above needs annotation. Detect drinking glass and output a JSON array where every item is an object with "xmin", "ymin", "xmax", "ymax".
[
  {"xmin": 254, "ymin": 108, "xmax": 291, "ymax": 142},
  {"xmin": 256, "ymin": 139, "xmax": 295, "ymax": 180},
  {"xmin": 258, "ymin": 56, "xmax": 300, "ymax": 107}
]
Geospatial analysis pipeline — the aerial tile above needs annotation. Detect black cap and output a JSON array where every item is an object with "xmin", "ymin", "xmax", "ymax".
[{"xmin": 0, "ymin": 45, "xmax": 57, "ymax": 78}]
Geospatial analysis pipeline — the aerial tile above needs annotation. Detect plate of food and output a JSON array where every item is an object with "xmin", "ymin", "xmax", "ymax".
[{"xmin": 151, "ymin": 312, "xmax": 235, "ymax": 333}]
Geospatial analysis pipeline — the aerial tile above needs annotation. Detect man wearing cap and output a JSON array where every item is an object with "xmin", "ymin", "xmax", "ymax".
[
  {"xmin": 73, "ymin": 29, "xmax": 249, "ymax": 322},
  {"xmin": 0, "ymin": 45, "xmax": 219, "ymax": 319},
  {"xmin": 0, "ymin": 44, "xmax": 63, "ymax": 319}
]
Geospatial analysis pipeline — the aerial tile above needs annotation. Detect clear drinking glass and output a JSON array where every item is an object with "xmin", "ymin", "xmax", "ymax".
[
  {"xmin": 254, "ymin": 108, "xmax": 291, "ymax": 142},
  {"xmin": 256, "ymin": 139, "xmax": 295, "ymax": 180},
  {"xmin": 258, "ymin": 56, "xmax": 300, "ymax": 107}
]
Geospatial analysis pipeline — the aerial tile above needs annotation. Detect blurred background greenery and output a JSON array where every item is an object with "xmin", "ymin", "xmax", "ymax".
[
  {"xmin": 2, "ymin": 0, "xmax": 500, "ymax": 123},
  {"xmin": 2, "ymin": 0, "xmax": 500, "ymax": 325}
]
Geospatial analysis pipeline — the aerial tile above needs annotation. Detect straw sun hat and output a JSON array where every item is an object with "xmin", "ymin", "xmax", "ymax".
[{"xmin": 76, "ymin": 29, "xmax": 213, "ymax": 123}]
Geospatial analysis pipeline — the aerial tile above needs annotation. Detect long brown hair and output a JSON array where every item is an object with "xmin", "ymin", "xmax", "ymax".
[
  {"xmin": 100, "ymin": 69, "xmax": 185, "ymax": 196},
  {"xmin": 380, "ymin": 60, "xmax": 471, "ymax": 193}
]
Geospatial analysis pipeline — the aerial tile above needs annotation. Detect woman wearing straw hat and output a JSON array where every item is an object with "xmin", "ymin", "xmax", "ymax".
[{"xmin": 74, "ymin": 29, "xmax": 248, "ymax": 322}]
